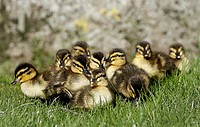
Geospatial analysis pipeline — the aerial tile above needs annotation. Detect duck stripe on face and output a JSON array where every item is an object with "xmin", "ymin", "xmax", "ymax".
[{"xmin": 16, "ymin": 67, "xmax": 30, "ymax": 78}]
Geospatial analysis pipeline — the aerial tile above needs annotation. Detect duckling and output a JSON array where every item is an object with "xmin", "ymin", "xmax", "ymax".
[
  {"xmin": 41, "ymin": 49, "xmax": 72, "ymax": 97},
  {"xmin": 105, "ymin": 48, "xmax": 150, "ymax": 101},
  {"xmin": 11, "ymin": 63, "xmax": 49, "ymax": 99},
  {"xmin": 169, "ymin": 43, "xmax": 189, "ymax": 72},
  {"xmin": 42, "ymin": 49, "xmax": 71, "ymax": 81},
  {"xmin": 89, "ymin": 51, "xmax": 105, "ymax": 70},
  {"xmin": 44, "ymin": 54, "xmax": 91, "ymax": 101},
  {"xmin": 63, "ymin": 55, "xmax": 91, "ymax": 93},
  {"xmin": 132, "ymin": 41, "xmax": 175, "ymax": 79},
  {"xmin": 55, "ymin": 49, "xmax": 72, "ymax": 69},
  {"xmin": 70, "ymin": 68, "xmax": 115, "ymax": 109},
  {"xmin": 71, "ymin": 41, "xmax": 90, "ymax": 58}
]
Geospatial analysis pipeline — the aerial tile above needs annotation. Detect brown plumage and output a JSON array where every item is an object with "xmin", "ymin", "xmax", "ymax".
[
  {"xmin": 132, "ymin": 41, "xmax": 176, "ymax": 79},
  {"xmin": 11, "ymin": 63, "xmax": 50, "ymax": 99},
  {"xmin": 70, "ymin": 68, "xmax": 115, "ymax": 109},
  {"xmin": 42, "ymin": 49, "xmax": 72, "ymax": 98},
  {"xmin": 62, "ymin": 55, "xmax": 91, "ymax": 93},
  {"xmin": 105, "ymin": 48, "xmax": 150, "ymax": 101}
]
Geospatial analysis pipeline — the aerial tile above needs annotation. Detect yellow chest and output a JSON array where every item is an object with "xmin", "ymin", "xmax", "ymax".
[{"xmin": 132, "ymin": 57, "xmax": 160, "ymax": 78}]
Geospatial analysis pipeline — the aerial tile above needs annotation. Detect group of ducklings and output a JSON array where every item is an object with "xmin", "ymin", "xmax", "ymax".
[{"xmin": 11, "ymin": 41, "xmax": 189, "ymax": 109}]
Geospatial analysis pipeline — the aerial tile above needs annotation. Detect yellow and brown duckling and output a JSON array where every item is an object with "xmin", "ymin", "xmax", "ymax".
[
  {"xmin": 44, "ymin": 54, "xmax": 92, "ymax": 102},
  {"xmin": 105, "ymin": 48, "xmax": 150, "ymax": 101},
  {"xmin": 89, "ymin": 51, "xmax": 105, "ymax": 70},
  {"xmin": 11, "ymin": 63, "xmax": 49, "ymax": 99},
  {"xmin": 70, "ymin": 68, "xmax": 115, "ymax": 109},
  {"xmin": 63, "ymin": 54, "xmax": 91, "ymax": 93},
  {"xmin": 132, "ymin": 41, "xmax": 176, "ymax": 79},
  {"xmin": 71, "ymin": 41, "xmax": 91, "ymax": 58},
  {"xmin": 43, "ymin": 49, "xmax": 71, "ymax": 81},
  {"xmin": 169, "ymin": 43, "xmax": 189, "ymax": 72},
  {"xmin": 41, "ymin": 49, "xmax": 72, "ymax": 98},
  {"xmin": 55, "ymin": 49, "xmax": 72, "ymax": 69}
]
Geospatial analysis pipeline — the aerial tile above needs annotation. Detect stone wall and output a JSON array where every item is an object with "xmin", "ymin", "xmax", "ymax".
[{"xmin": 1, "ymin": 0, "xmax": 199, "ymax": 64}]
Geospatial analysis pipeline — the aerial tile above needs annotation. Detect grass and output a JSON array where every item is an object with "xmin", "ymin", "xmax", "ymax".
[{"xmin": 0, "ymin": 58, "xmax": 200, "ymax": 127}]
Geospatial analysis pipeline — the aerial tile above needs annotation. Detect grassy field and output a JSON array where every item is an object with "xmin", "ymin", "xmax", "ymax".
[{"xmin": 0, "ymin": 58, "xmax": 200, "ymax": 127}]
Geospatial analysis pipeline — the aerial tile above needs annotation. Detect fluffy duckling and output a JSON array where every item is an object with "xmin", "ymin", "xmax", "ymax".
[
  {"xmin": 63, "ymin": 55, "xmax": 91, "ymax": 93},
  {"xmin": 41, "ymin": 49, "xmax": 72, "ymax": 98},
  {"xmin": 89, "ymin": 51, "xmax": 105, "ymax": 70},
  {"xmin": 11, "ymin": 63, "xmax": 49, "ymax": 99},
  {"xmin": 43, "ymin": 49, "xmax": 71, "ymax": 81},
  {"xmin": 44, "ymin": 54, "xmax": 91, "ymax": 100},
  {"xmin": 169, "ymin": 43, "xmax": 189, "ymax": 72},
  {"xmin": 132, "ymin": 41, "xmax": 175, "ymax": 79},
  {"xmin": 105, "ymin": 48, "xmax": 150, "ymax": 101},
  {"xmin": 55, "ymin": 49, "xmax": 72, "ymax": 69},
  {"xmin": 70, "ymin": 68, "xmax": 115, "ymax": 109},
  {"xmin": 71, "ymin": 41, "xmax": 90, "ymax": 58}
]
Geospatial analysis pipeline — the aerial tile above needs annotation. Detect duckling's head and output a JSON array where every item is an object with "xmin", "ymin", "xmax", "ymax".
[
  {"xmin": 129, "ymin": 75, "xmax": 143, "ymax": 98},
  {"xmin": 71, "ymin": 41, "xmax": 90, "ymax": 58},
  {"xmin": 135, "ymin": 41, "xmax": 152, "ymax": 59},
  {"xmin": 105, "ymin": 48, "xmax": 127, "ymax": 67},
  {"xmin": 11, "ymin": 63, "xmax": 38, "ymax": 85},
  {"xmin": 90, "ymin": 68, "xmax": 107, "ymax": 87},
  {"xmin": 55, "ymin": 49, "xmax": 71, "ymax": 69},
  {"xmin": 71, "ymin": 55, "xmax": 91, "ymax": 77},
  {"xmin": 89, "ymin": 51, "xmax": 105, "ymax": 70},
  {"xmin": 169, "ymin": 43, "xmax": 185, "ymax": 60}
]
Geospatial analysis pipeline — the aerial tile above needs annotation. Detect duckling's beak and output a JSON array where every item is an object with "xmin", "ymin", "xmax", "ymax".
[
  {"xmin": 105, "ymin": 57, "xmax": 111, "ymax": 62},
  {"xmin": 86, "ymin": 51, "xmax": 91, "ymax": 58},
  {"xmin": 11, "ymin": 79, "xmax": 18, "ymax": 85},
  {"xmin": 144, "ymin": 54, "xmax": 149, "ymax": 57},
  {"xmin": 59, "ymin": 61, "xmax": 64, "ymax": 69},
  {"xmin": 90, "ymin": 78, "xmax": 97, "ymax": 84},
  {"xmin": 177, "ymin": 56, "xmax": 181, "ymax": 59},
  {"xmin": 83, "ymin": 68, "xmax": 91, "ymax": 77},
  {"xmin": 104, "ymin": 58, "xmax": 111, "ymax": 68},
  {"xmin": 99, "ymin": 64, "xmax": 104, "ymax": 70},
  {"xmin": 176, "ymin": 54, "xmax": 181, "ymax": 59},
  {"xmin": 90, "ymin": 78, "xmax": 97, "ymax": 87}
]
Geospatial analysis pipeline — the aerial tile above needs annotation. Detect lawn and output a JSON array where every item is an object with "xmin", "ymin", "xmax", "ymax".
[{"xmin": 0, "ymin": 58, "xmax": 200, "ymax": 127}]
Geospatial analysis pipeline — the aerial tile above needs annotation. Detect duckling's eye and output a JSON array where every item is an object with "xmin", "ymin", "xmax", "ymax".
[
  {"xmin": 17, "ymin": 77, "xmax": 22, "ymax": 81},
  {"xmin": 27, "ymin": 71, "xmax": 32, "ymax": 75},
  {"xmin": 73, "ymin": 48, "xmax": 78, "ymax": 51},
  {"xmin": 91, "ymin": 59, "xmax": 100, "ymax": 65},
  {"xmin": 79, "ymin": 50, "xmax": 84, "ymax": 53},
  {"xmin": 111, "ymin": 54, "xmax": 124, "ymax": 58}
]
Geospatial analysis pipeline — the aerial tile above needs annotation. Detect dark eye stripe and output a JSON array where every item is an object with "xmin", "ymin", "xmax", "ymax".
[
  {"xmin": 91, "ymin": 58, "xmax": 100, "ymax": 65},
  {"xmin": 110, "ymin": 54, "xmax": 124, "ymax": 58},
  {"xmin": 73, "ymin": 48, "xmax": 85, "ymax": 53},
  {"xmin": 16, "ymin": 68, "xmax": 30, "ymax": 77},
  {"xmin": 26, "ymin": 71, "xmax": 32, "ymax": 75},
  {"xmin": 73, "ymin": 62, "xmax": 83, "ymax": 69},
  {"xmin": 95, "ymin": 74, "xmax": 106, "ymax": 79},
  {"xmin": 137, "ymin": 48, "xmax": 144, "ymax": 52}
]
